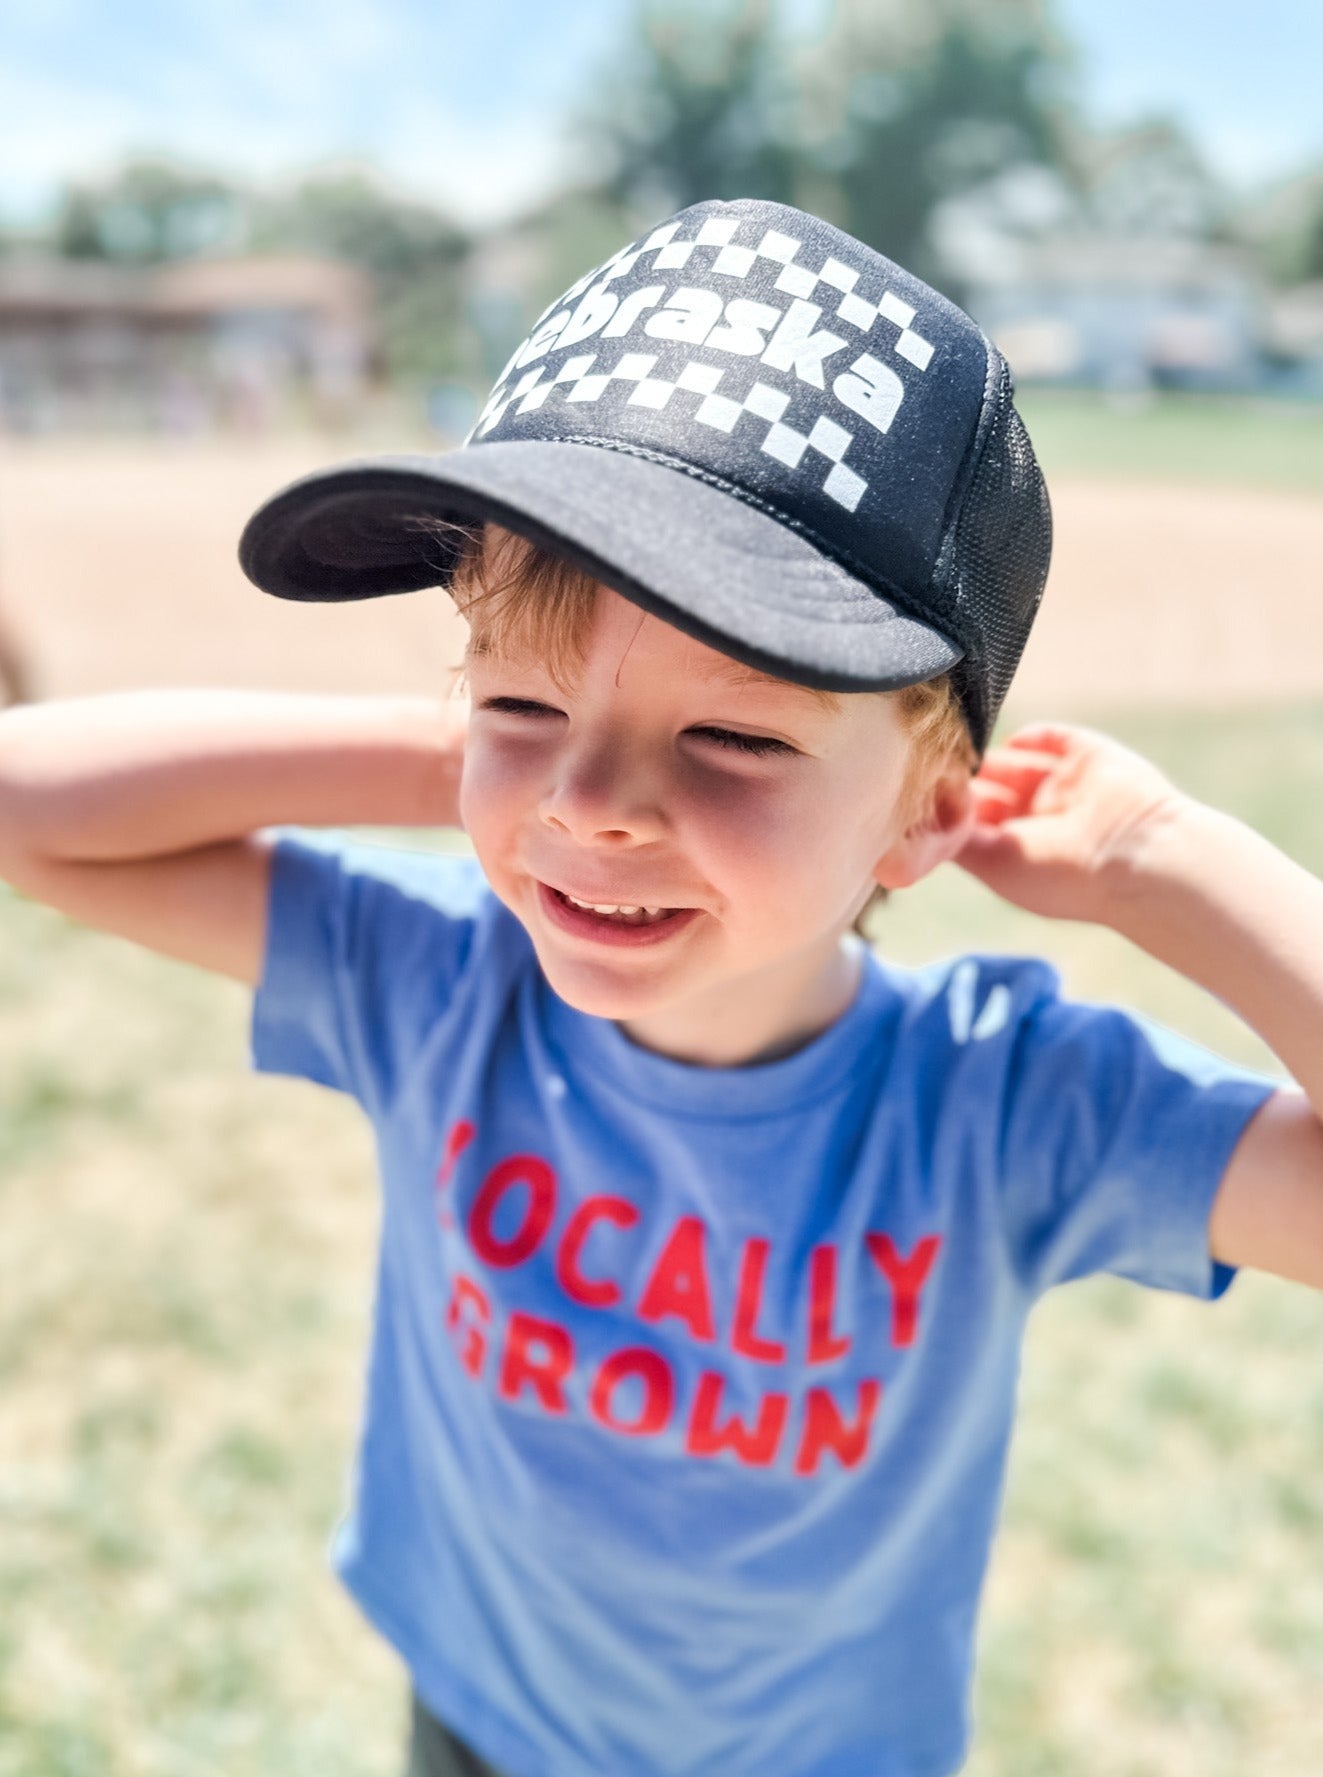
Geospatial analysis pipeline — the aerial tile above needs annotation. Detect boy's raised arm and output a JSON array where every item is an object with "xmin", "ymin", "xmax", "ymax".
[
  {"xmin": 0, "ymin": 690, "xmax": 466, "ymax": 985},
  {"xmin": 957, "ymin": 721, "xmax": 1323, "ymax": 1291}
]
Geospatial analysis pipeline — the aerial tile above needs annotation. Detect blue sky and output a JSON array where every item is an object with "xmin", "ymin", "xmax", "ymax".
[{"xmin": 1, "ymin": 0, "xmax": 1319, "ymax": 230}]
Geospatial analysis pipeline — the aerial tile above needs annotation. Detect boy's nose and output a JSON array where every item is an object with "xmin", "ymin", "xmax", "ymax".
[{"xmin": 538, "ymin": 739, "xmax": 666, "ymax": 846}]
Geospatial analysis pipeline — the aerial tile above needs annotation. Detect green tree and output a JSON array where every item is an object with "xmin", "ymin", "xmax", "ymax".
[
  {"xmin": 801, "ymin": 0, "xmax": 1078, "ymax": 288},
  {"xmin": 1239, "ymin": 163, "xmax": 1323, "ymax": 285},
  {"xmin": 1298, "ymin": 200, "xmax": 1323, "ymax": 282},
  {"xmin": 251, "ymin": 171, "xmax": 473, "ymax": 383},
  {"xmin": 251, "ymin": 171, "xmax": 466, "ymax": 282},
  {"xmin": 55, "ymin": 157, "xmax": 242, "ymax": 262},
  {"xmin": 581, "ymin": 0, "xmax": 798, "ymax": 220}
]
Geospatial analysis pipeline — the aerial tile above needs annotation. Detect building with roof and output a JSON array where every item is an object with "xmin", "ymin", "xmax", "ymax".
[
  {"xmin": 0, "ymin": 253, "xmax": 374, "ymax": 431},
  {"xmin": 964, "ymin": 234, "xmax": 1265, "ymax": 393}
]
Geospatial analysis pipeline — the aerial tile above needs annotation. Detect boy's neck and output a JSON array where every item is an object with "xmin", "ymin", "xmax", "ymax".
[{"xmin": 616, "ymin": 936, "xmax": 864, "ymax": 1069}]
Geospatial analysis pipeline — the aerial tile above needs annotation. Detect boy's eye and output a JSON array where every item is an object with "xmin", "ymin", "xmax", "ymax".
[
  {"xmin": 477, "ymin": 701, "xmax": 794, "ymax": 758},
  {"xmin": 478, "ymin": 696, "xmax": 563, "ymax": 719},
  {"xmin": 690, "ymin": 726, "xmax": 796, "ymax": 758}
]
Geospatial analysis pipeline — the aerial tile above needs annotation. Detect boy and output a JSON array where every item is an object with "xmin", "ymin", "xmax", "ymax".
[{"xmin": 1, "ymin": 200, "xmax": 1320, "ymax": 1777}]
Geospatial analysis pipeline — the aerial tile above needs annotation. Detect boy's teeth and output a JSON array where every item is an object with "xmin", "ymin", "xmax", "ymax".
[{"xmin": 564, "ymin": 894, "xmax": 667, "ymax": 923}]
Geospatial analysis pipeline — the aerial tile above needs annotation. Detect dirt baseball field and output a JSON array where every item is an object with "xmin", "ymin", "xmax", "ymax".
[{"xmin": 0, "ymin": 434, "xmax": 1320, "ymax": 715}]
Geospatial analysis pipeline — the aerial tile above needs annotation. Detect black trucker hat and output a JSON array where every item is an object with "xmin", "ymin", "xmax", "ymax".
[{"xmin": 239, "ymin": 198, "xmax": 1051, "ymax": 755}]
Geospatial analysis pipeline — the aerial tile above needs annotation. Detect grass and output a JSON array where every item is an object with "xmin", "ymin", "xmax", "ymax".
[
  {"xmin": 1015, "ymin": 390, "xmax": 1323, "ymax": 494},
  {"xmin": 1, "ymin": 700, "xmax": 1322, "ymax": 1774}
]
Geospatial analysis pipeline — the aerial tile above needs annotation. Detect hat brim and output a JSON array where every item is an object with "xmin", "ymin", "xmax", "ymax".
[{"xmin": 238, "ymin": 440, "xmax": 963, "ymax": 693}]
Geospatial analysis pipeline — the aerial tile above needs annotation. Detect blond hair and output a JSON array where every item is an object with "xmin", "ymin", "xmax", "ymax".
[{"xmin": 440, "ymin": 521, "xmax": 974, "ymax": 932}]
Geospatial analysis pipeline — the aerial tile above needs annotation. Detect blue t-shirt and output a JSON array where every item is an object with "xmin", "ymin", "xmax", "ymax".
[{"xmin": 251, "ymin": 831, "xmax": 1274, "ymax": 1777}]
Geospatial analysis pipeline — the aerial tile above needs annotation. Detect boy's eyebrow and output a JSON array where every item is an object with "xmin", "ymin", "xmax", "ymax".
[{"xmin": 695, "ymin": 653, "xmax": 843, "ymax": 714}]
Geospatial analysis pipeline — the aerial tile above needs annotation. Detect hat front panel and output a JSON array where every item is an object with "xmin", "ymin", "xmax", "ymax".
[{"xmin": 468, "ymin": 201, "xmax": 988, "ymax": 627}]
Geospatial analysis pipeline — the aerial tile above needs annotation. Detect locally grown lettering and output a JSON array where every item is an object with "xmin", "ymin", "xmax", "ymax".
[{"xmin": 435, "ymin": 1121, "xmax": 943, "ymax": 1478}]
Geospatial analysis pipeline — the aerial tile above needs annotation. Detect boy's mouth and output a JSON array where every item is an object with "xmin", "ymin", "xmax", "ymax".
[{"xmin": 539, "ymin": 883, "xmax": 699, "ymax": 946}]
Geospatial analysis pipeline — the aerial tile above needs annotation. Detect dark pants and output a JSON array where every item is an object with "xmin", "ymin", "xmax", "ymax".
[{"xmin": 405, "ymin": 1690, "xmax": 508, "ymax": 1777}]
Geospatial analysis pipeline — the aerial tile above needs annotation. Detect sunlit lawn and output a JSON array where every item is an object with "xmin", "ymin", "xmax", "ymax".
[
  {"xmin": 2, "ymin": 700, "xmax": 1321, "ymax": 1775},
  {"xmin": 1016, "ymin": 389, "xmax": 1323, "ymax": 494}
]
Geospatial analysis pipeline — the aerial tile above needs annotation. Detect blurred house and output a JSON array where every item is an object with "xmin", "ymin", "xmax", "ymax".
[
  {"xmin": 1262, "ymin": 281, "xmax": 1323, "ymax": 395},
  {"xmin": 966, "ymin": 234, "xmax": 1264, "ymax": 393},
  {"xmin": 0, "ymin": 254, "xmax": 374, "ymax": 432}
]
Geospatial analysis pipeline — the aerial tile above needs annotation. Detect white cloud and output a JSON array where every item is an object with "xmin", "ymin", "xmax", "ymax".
[
  {"xmin": 368, "ymin": 95, "xmax": 571, "ymax": 225},
  {"xmin": 0, "ymin": 65, "xmax": 157, "ymax": 218}
]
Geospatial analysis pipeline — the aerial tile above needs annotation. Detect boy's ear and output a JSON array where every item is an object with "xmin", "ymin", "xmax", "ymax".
[{"xmin": 871, "ymin": 766, "xmax": 975, "ymax": 892}]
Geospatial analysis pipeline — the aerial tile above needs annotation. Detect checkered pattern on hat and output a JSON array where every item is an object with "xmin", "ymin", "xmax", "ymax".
[
  {"xmin": 483, "ymin": 353, "xmax": 867, "ymax": 512},
  {"xmin": 470, "ymin": 210, "xmax": 937, "ymax": 516},
  {"xmin": 549, "ymin": 216, "xmax": 933, "ymax": 365}
]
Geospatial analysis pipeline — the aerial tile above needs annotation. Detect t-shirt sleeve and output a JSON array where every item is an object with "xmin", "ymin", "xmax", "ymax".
[
  {"xmin": 250, "ymin": 828, "xmax": 491, "ymax": 1117},
  {"xmin": 995, "ymin": 977, "xmax": 1279, "ymax": 1302}
]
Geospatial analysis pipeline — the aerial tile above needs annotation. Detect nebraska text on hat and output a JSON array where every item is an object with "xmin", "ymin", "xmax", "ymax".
[{"xmin": 470, "ymin": 208, "xmax": 937, "ymax": 515}]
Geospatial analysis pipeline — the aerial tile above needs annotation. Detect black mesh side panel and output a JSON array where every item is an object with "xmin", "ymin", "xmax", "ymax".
[{"xmin": 947, "ymin": 357, "xmax": 1053, "ymax": 751}]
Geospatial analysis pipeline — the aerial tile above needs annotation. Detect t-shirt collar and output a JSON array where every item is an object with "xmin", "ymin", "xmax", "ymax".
[{"xmin": 536, "ymin": 938, "xmax": 896, "ymax": 1120}]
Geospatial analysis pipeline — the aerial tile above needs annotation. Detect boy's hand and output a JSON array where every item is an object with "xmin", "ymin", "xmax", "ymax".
[{"xmin": 953, "ymin": 722, "xmax": 1184, "ymax": 927}]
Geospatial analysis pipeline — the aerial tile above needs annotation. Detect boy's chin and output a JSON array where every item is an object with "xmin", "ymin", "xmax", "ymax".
[{"xmin": 530, "ymin": 944, "xmax": 684, "ymax": 1024}]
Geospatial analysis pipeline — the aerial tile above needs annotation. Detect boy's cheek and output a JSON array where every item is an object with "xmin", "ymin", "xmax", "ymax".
[
  {"xmin": 456, "ymin": 761, "xmax": 483, "ymax": 840},
  {"xmin": 458, "ymin": 747, "xmax": 527, "ymax": 843},
  {"xmin": 732, "ymin": 786, "xmax": 887, "ymax": 893}
]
